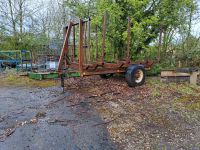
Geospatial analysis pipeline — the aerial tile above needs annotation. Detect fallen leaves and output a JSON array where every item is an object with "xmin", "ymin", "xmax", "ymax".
[
  {"xmin": 62, "ymin": 76, "xmax": 200, "ymax": 149},
  {"xmin": 0, "ymin": 128, "xmax": 16, "ymax": 142},
  {"xmin": 30, "ymin": 117, "xmax": 37, "ymax": 124},
  {"xmin": 0, "ymin": 110, "xmax": 48, "ymax": 141},
  {"xmin": 35, "ymin": 111, "xmax": 46, "ymax": 118}
]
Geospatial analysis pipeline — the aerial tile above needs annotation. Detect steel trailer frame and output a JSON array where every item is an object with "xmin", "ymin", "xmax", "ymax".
[{"xmin": 57, "ymin": 14, "xmax": 153, "ymax": 77}]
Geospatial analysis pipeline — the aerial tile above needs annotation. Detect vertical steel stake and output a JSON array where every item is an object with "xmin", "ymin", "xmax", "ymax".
[
  {"xmin": 61, "ymin": 73, "xmax": 65, "ymax": 93},
  {"xmin": 78, "ymin": 19, "xmax": 84, "ymax": 76},
  {"xmin": 101, "ymin": 13, "xmax": 107, "ymax": 63}
]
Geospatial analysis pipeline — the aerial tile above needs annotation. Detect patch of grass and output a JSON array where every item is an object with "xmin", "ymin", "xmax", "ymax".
[
  {"xmin": 176, "ymin": 96, "xmax": 192, "ymax": 104},
  {"xmin": 147, "ymin": 78, "xmax": 166, "ymax": 98},
  {"xmin": 174, "ymin": 95, "xmax": 200, "ymax": 110},
  {"xmin": 147, "ymin": 77, "xmax": 168, "ymax": 89},
  {"xmin": 151, "ymin": 89, "xmax": 161, "ymax": 97},
  {"xmin": 0, "ymin": 73, "xmax": 58, "ymax": 87},
  {"xmin": 172, "ymin": 95, "xmax": 200, "ymax": 123},
  {"xmin": 147, "ymin": 77, "xmax": 200, "ymax": 96},
  {"xmin": 188, "ymin": 101, "xmax": 200, "ymax": 110},
  {"xmin": 174, "ymin": 84, "xmax": 198, "ymax": 95}
]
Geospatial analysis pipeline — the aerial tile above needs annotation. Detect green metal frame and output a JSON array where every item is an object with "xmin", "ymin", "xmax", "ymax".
[{"xmin": 0, "ymin": 50, "xmax": 32, "ymax": 71}]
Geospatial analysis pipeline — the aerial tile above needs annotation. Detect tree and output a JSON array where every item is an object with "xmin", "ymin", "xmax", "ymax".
[{"xmin": 65, "ymin": 0, "xmax": 197, "ymax": 60}]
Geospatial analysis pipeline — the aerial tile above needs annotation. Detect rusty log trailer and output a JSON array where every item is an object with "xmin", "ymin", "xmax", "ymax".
[{"xmin": 57, "ymin": 14, "xmax": 153, "ymax": 87}]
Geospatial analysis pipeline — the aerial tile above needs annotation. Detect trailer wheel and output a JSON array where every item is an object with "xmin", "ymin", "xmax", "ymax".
[
  {"xmin": 100, "ymin": 73, "xmax": 113, "ymax": 79},
  {"xmin": 125, "ymin": 65, "xmax": 145, "ymax": 87}
]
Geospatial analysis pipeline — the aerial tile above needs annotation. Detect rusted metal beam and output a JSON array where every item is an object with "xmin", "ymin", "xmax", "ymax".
[
  {"xmin": 84, "ymin": 22, "xmax": 87, "ymax": 64},
  {"xmin": 101, "ymin": 13, "xmax": 107, "ymax": 63},
  {"xmin": 82, "ymin": 69, "xmax": 126, "ymax": 76},
  {"xmin": 57, "ymin": 22, "xmax": 73, "ymax": 73},
  {"xmin": 87, "ymin": 20, "xmax": 91, "ymax": 62},
  {"xmin": 69, "ymin": 19, "xmax": 90, "ymax": 27},
  {"xmin": 58, "ymin": 15, "xmax": 154, "ymax": 77},
  {"xmin": 78, "ymin": 19, "xmax": 84, "ymax": 76},
  {"xmin": 72, "ymin": 26, "xmax": 76, "ymax": 61},
  {"xmin": 95, "ymin": 25, "xmax": 98, "ymax": 59},
  {"xmin": 82, "ymin": 22, "xmax": 86, "ymax": 64}
]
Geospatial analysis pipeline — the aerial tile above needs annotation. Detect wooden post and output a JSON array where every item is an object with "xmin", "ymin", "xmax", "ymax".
[
  {"xmin": 190, "ymin": 72, "xmax": 198, "ymax": 85},
  {"xmin": 157, "ymin": 25, "xmax": 163, "ymax": 63},
  {"xmin": 178, "ymin": 61, "xmax": 182, "ymax": 68}
]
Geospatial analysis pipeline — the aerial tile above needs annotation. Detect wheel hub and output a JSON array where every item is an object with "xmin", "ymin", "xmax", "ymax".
[{"xmin": 134, "ymin": 69, "xmax": 144, "ymax": 83}]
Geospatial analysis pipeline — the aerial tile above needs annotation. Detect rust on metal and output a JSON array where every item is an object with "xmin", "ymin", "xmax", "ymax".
[
  {"xmin": 101, "ymin": 13, "xmax": 107, "ymax": 63},
  {"xmin": 57, "ymin": 14, "xmax": 153, "ymax": 76},
  {"xmin": 57, "ymin": 22, "xmax": 73, "ymax": 72},
  {"xmin": 95, "ymin": 25, "xmax": 98, "ymax": 59},
  {"xmin": 78, "ymin": 19, "xmax": 84, "ymax": 76},
  {"xmin": 87, "ymin": 19, "xmax": 91, "ymax": 62}
]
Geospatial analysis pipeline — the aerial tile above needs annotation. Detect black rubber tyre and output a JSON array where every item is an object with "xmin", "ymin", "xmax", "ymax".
[
  {"xmin": 125, "ymin": 64, "xmax": 146, "ymax": 87},
  {"xmin": 100, "ymin": 73, "xmax": 113, "ymax": 79}
]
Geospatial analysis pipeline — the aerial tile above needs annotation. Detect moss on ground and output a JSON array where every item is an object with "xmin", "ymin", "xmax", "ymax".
[{"xmin": 0, "ymin": 73, "xmax": 58, "ymax": 87}]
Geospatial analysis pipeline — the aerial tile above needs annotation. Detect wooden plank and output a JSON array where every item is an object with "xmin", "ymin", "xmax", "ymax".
[{"xmin": 161, "ymin": 70, "xmax": 190, "ymax": 77}]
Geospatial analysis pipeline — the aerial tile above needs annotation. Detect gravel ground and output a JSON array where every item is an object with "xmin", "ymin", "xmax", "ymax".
[
  {"xmin": 0, "ymin": 86, "xmax": 117, "ymax": 150},
  {"xmin": 64, "ymin": 76, "xmax": 200, "ymax": 150},
  {"xmin": 1, "ymin": 74, "xmax": 200, "ymax": 150}
]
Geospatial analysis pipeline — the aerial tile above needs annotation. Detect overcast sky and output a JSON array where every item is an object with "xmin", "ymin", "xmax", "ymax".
[
  {"xmin": 36, "ymin": 0, "xmax": 200, "ymax": 36},
  {"xmin": 191, "ymin": 1, "xmax": 200, "ymax": 36}
]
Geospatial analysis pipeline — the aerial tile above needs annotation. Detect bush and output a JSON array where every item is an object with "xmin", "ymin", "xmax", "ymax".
[{"xmin": 146, "ymin": 64, "xmax": 161, "ymax": 76}]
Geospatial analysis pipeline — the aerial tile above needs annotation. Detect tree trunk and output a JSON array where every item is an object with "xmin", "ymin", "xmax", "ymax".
[
  {"xmin": 19, "ymin": 0, "xmax": 24, "ymax": 34},
  {"xmin": 8, "ymin": 0, "xmax": 16, "ymax": 35},
  {"xmin": 157, "ymin": 25, "xmax": 163, "ymax": 63}
]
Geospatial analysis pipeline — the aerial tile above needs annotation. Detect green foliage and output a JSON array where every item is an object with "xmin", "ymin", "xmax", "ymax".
[
  {"xmin": 0, "ymin": 0, "xmax": 197, "ymax": 71},
  {"xmin": 65, "ymin": 0, "xmax": 197, "ymax": 62},
  {"xmin": 174, "ymin": 35, "xmax": 200, "ymax": 67},
  {"xmin": 147, "ymin": 64, "xmax": 161, "ymax": 76},
  {"xmin": 0, "ymin": 32, "xmax": 49, "ymax": 59}
]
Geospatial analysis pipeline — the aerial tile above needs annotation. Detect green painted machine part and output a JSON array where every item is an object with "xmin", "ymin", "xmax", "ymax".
[
  {"xmin": 28, "ymin": 72, "xmax": 80, "ymax": 80},
  {"xmin": 0, "ymin": 50, "xmax": 32, "ymax": 71}
]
